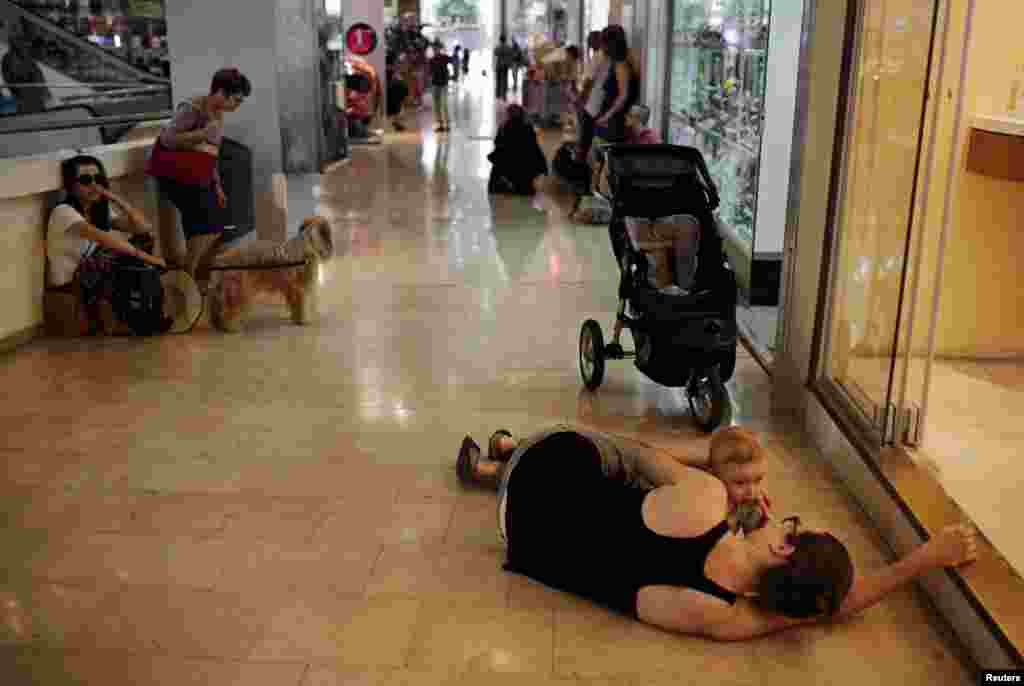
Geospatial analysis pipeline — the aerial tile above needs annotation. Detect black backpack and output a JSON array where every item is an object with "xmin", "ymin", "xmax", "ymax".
[
  {"xmin": 552, "ymin": 141, "xmax": 591, "ymax": 192},
  {"xmin": 112, "ymin": 261, "xmax": 165, "ymax": 336}
]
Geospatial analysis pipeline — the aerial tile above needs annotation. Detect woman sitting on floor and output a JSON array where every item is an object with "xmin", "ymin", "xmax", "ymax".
[
  {"xmin": 456, "ymin": 424, "xmax": 978, "ymax": 641},
  {"xmin": 47, "ymin": 154, "xmax": 168, "ymax": 335},
  {"xmin": 487, "ymin": 104, "xmax": 549, "ymax": 195}
]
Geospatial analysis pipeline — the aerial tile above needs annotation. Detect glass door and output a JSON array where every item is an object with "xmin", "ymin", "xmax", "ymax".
[{"xmin": 821, "ymin": 0, "xmax": 940, "ymax": 442}]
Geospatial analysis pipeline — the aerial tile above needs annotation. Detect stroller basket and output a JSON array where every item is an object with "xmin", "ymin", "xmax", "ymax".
[{"xmin": 605, "ymin": 144, "xmax": 720, "ymax": 219}]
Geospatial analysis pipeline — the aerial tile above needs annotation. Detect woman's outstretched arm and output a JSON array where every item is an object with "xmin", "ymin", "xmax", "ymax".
[
  {"xmin": 706, "ymin": 525, "xmax": 979, "ymax": 640},
  {"xmin": 835, "ymin": 524, "xmax": 977, "ymax": 620}
]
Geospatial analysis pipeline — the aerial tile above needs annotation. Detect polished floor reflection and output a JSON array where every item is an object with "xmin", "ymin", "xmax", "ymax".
[{"xmin": 0, "ymin": 83, "xmax": 974, "ymax": 684}]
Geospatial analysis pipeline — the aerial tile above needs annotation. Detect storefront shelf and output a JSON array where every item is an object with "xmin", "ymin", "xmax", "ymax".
[{"xmin": 966, "ymin": 124, "xmax": 1024, "ymax": 182}]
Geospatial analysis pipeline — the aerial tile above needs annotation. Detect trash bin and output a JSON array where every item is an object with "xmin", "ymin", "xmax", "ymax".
[{"xmin": 212, "ymin": 137, "xmax": 255, "ymax": 246}]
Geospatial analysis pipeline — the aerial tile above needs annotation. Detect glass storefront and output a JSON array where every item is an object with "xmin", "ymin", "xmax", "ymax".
[
  {"xmin": 665, "ymin": 0, "xmax": 800, "ymax": 367},
  {"xmin": 821, "ymin": 0, "xmax": 938, "ymax": 438},
  {"xmin": 814, "ymin": 0, "xmax": 1024, "ymax": 579},
  {"xmin": 666, "ymin": 0, "xmax": 769, "ymax": 248}
]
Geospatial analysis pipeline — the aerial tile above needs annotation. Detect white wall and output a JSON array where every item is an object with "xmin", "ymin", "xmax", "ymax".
[{"xmin": 752, "ymin": 0, "xmax": 804, "ymax": 257}]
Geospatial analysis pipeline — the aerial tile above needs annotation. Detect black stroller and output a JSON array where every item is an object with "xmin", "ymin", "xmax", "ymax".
[{"xmin": 578, "ymin": 144, "xmax": 738, "ymax": 432}]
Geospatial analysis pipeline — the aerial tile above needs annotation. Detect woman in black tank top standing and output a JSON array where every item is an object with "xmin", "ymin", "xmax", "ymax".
[
  {"xmin": 593, "ymin": 25, "xmax": 640, "ymax": 143},
  {"xmin": 455, "ymin": 424, "xmax": 978, "ymax": 640}
]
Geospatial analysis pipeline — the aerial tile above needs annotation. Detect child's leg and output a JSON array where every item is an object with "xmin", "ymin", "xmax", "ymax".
[
  {"xmin": 432, "ymin": 87, "xmax": 443, "ymax": 127},
  {"xmin": 440, "ymin": 88, "xmax": 450, "ymax": 127}
]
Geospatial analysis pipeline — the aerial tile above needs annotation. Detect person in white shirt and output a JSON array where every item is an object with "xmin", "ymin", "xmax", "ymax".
[{"xmin": 47, "ymin": 155, "xmax": 167, "ymax": 334}]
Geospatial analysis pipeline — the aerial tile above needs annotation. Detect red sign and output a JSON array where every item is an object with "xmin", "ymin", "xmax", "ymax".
[{"xmin": 346, "ymin": 23, "xmax": 378, "ymax": 55}]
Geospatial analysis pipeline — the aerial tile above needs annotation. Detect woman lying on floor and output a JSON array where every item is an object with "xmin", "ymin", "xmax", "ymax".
[
  {"xmin": 456, "ymin": 424, "xmax": 978, "ymax": 641},
  {"xmin": 487, "ymin": 104, "xmax": 549, "ymax": 195}
]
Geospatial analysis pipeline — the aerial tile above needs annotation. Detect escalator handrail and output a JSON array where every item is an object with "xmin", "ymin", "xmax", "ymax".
[
  {"xmin": 1, "ymin": 0, "xmax": 170, "ymax": 86},
  {"xmin": 0, "ymin": 109, "xmax": 173, "ymax": 136}
]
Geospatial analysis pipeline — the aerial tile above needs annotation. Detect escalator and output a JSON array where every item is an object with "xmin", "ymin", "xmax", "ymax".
[{"xmin": 1, "ymin": 0, "xmax": 171, "ymax": 151}]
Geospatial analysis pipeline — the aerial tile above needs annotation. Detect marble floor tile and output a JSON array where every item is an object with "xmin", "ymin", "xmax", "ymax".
[{"xmin": 0, "ymin": 86, "xmax": 977, "ymax": 685}]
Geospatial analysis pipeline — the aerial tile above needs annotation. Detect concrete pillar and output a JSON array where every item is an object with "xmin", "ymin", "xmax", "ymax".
[
  {"xmin": 275, "ymin": 0, "xmax": 323, "ymax": 176},
  {"xmin": 165, "ymin": 0, "xmax": 288, "ymax": 241},
  {"xmin": 166, "ymin": 0, "xmax": 332, "ymax": 242}
]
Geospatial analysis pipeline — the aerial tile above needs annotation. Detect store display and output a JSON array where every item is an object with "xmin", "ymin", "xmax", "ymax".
[{"xmin": 668, "ymin": 0, "xmax": 769, "ymax": 247}]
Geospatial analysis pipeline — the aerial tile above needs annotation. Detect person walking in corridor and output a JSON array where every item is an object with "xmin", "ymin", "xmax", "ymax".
[
  {"xmin": 429, "ymin": 43, "xmax": 452, "ymax": 132},
  {"xmin": 450, "ymin": 46, "xmax": 462, "ymax": 83},
  {"xmin": 510, "ymin": 39, "xmax": 525, "ymax": 93},
  {"xmin": 493, "ymin": 35, "xmax": 517, "ymax": 100}
]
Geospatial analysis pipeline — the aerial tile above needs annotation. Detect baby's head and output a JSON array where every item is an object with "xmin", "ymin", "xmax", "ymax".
[{"xmin": 709, "ymin": 426, "xmax": 767, "ymax": 508}]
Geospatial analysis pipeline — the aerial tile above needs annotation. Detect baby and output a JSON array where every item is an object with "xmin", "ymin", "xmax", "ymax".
[
  {"xmin": 486, "ymin": 425, "xmax": 771, "ymax": 533},
  {"xmin": 706, "ymin": 426, "xmax": 772, "ymax": 534},
  {"xmin": 624, "ymin": 104, "xmax": 661, "ymax": 145}
]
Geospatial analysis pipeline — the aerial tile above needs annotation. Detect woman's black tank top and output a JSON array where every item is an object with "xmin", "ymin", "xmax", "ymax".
[
  {"xmin": 504, "ymin": 436, "xmax": 738, "ymax": 619},
  {"xmin": 598, "ymin": 59, "xmax": 641, "ymax": 121}
]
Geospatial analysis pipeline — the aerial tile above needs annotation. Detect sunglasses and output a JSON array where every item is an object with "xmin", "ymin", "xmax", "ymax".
[
  {"xmin": 781, "ymin": 516, "xmax": 801, "ymax": 546},
  {"xmin": 76, "ymin": 174, "xmax": 107, "ymax": 186}
]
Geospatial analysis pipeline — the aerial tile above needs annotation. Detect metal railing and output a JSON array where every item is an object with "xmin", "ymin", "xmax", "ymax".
[
  {"xmin": 0, "ymin": 110, "xmax": 172, "ymax": 136},
  {"xmin": 1, "ymin": 0, "xmax": 171, "ymax": 147},
  {"xmin": 1, "ymin": 0, "xmax": 170, "ymax": 86}
]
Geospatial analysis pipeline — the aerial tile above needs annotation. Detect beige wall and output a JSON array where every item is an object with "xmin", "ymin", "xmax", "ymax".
[
  {"xmin": 876, "ymin": 0, "xmax": 1024, "ymax": 361},
  {"xmin": 928, "ymin": 0, "xmax": 1024, "ymax": 356},
  {"xmin": 0, "ymin": 140, "xmax": 160, "ymax": 343}
]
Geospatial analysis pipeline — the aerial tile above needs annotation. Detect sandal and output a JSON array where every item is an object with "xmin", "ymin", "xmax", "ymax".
[
  {"xmin": 456, "ymin": 436, "xmax": 483, "ymax": 485},
  {"xmin": 488, "ymin": 430, "xmax": 515, "ymax": 463}
]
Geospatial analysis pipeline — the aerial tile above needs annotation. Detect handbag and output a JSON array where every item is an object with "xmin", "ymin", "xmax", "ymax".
[
  {"xmin": 147, "ymin": 140, "xmax": 218, "ymax": 186},
  {"xmin": 147, "ymin": 102, "xmax": 218, "ymax": 185}
]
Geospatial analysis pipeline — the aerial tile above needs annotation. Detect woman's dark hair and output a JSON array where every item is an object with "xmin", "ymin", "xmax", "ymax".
[
  {"xmin": 587, "ymin": 30, "xmax": 604, "ymax": 50},
  {"xmin": 565, "ymin": 45, "xmax": 581, "ymax": 61},
  {"xmin": 602, "ymin": 25, "xmax": 629, "ymax": 61},
  {"xmin": 505, "ymin": 104, "xmax": 527, "ymax": 123},
  {"xmin": 755, "ymin": 532, "xmax": 854, "ymax": 619},
  {"xmin": 60, "ymin": 154, "xmax": 111, "ymax": 231},
  {"xmin": 210, "ymin": 67, "xmax": 252, "ymax": 98}
]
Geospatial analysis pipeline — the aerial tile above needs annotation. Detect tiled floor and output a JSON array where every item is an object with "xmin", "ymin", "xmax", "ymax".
[
  {"xmin": 918, "ymin": 360, "xmax": 1024, "ymax": 578},
  {"xmin": 0, "ymin": 76, "xmax": 975, "ymax": 684}
]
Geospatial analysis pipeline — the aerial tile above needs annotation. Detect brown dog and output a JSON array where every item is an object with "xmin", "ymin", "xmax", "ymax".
[{"xmin": 208, "ymin": 216, "xmax": 334, "ymax": 333}]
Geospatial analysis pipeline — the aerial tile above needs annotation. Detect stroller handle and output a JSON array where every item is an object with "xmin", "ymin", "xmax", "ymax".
[{"xmin": 600, "ymin": 143, "xmax": 722, "ymax": 211}]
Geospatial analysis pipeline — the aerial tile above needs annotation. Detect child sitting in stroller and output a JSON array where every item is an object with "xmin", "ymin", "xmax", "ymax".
[
  {"xmin": 624, "ymin": 104, "xmax": 660, "ymax": 145},
  {"xmin": 488, "ymin": 104, "xmax": 549, "ymax": 195}
]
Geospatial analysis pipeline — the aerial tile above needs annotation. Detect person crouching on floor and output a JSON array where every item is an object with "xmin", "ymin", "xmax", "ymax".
[
  {"xmin": 487, "ymin": 104, "xmax": 549, "ymax": 195},
  {"xmin": 47, "ymin": 155, "xmax": 169, "ymax": 335}
]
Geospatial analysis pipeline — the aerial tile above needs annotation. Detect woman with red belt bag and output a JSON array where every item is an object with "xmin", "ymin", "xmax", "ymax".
[{"xmin": 148, "ymin": 68, "xmax": 251, "ymax": 289}]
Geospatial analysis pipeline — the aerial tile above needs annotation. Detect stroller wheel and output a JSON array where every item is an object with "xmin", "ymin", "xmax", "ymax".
[
  {"xmin": 687, "ymin": 366, "xmax": 727, "ymax": 433},
  {"xmin": 579, "ymin": 319, "xmax": 606, "ymax": 391}
]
